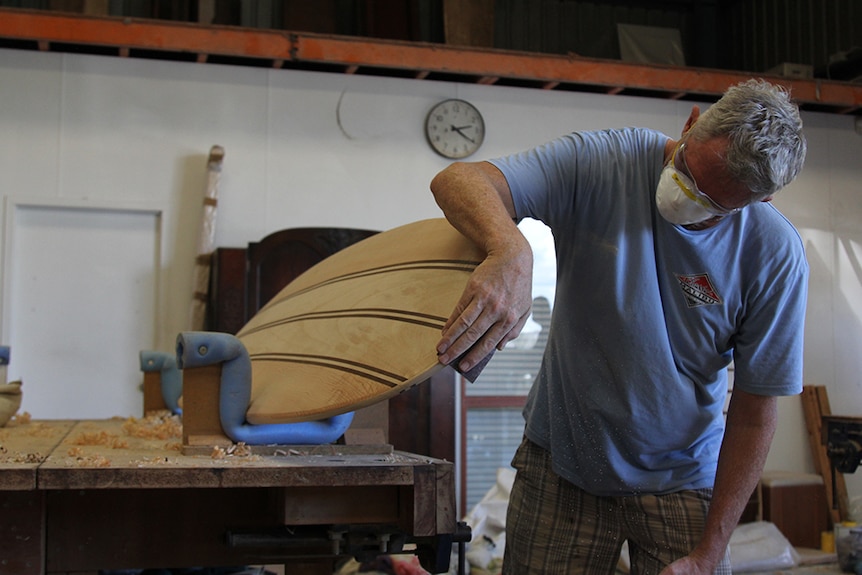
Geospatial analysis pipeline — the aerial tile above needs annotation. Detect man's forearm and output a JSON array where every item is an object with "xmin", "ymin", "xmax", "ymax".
[
  {"xmin": 429, "ymin": 161, "xmax": 534, "ymax": 370},
  {"xmin": 694, "ymin": 389, "xmax": 778, "ymax": 567}
]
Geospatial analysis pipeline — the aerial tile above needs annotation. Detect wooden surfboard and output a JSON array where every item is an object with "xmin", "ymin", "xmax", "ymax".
[{"xmin": 236, "ymin": 218, "xmax": 485, "ymax": 424}]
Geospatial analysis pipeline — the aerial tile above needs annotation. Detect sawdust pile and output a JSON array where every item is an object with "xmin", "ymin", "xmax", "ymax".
[
  {"xmin": 70, "ymin": 430, "xmax": 129, "ymax": 449},
  {"xmin": 9, "ymin": 411, "xmax": 31, "ymax": 426},
  {"xmin": 65, "ymin": 446, "xmax": 111, "ymax": 467},
  {"xmin": 0, "ymin": 416, "xmax": 57, "ymax": 463},
  {"xmin": 0, "ymin": 444, "xmax": 42, "ymax": 463},
  {"xmin": 211, "ymin": 442, "xmax": 253, "ymax": 459},
  {"xmin": 61, "ymin": 412, "xmax": 182, "ymax": 467},
  {"xmin": 122, "ymin": 411, "xmax": 182, "ymax": 440}
]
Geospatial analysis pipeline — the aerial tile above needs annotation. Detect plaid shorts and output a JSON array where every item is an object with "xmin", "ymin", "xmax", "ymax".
[{"xmin": 502, "ymin": 438, "xmax": 732, "ymax": 575}]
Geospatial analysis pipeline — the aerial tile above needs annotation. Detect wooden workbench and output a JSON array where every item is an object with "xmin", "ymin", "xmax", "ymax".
[
  {"xmin": 0, "ymin": 416, "xmax": 459, "ymax": 574},
  {"xmin": 761, "ymin": 566, "xmax": 843, "ymax": 574}
]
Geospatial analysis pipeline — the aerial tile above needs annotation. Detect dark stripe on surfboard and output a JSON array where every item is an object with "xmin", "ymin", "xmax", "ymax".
[
  {"xmin": 239, "ymin": 307, "xmax": 445, "ymax": 338},
  {"xmin": 249, "ymin": 352, "xmax": 406, "ymax": 388},
  {"xmin": 254, "ymin": 259, "xmax": 479, "ymax": 316}
]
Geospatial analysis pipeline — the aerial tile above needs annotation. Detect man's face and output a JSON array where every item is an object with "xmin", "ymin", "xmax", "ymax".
[
  {"xmin": 676, "ymin": 135, "xmax": 752, "ymax": 230},
  {"xmin": 679, "ymin": 136, "xmax": 751, "ymax": 213}
]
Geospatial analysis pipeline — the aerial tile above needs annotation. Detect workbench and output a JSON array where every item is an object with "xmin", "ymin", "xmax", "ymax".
[
  {"xmin": 0, "ymin": 415, "xmax": 462, "ymax": 574},
  {"xmin": 762, "ymin": 566, "xmax": 844, "ymax": 574}
]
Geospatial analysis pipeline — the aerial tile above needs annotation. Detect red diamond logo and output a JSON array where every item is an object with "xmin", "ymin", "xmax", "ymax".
[{"xmin": 674, "ymin": 273, "xmax": 722, "ymax": 307}]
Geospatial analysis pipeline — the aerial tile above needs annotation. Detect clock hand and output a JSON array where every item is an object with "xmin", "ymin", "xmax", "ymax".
[{"xmin": 451, "ymin": 125, "xmax": 476, "ymax": 144}]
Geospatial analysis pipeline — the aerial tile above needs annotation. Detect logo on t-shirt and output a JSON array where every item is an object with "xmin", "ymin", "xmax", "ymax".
[{"xmin": 674, "ymin": 273, "xmax": 722, "ymax": 307}]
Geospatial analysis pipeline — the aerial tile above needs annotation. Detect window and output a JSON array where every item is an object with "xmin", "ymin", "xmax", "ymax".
[{"xmin": 461, "ymin": 219, "xmax": 556, "ymax": 515}]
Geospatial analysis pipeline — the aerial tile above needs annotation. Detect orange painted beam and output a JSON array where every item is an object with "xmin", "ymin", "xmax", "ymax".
[
  {"xmin": 0, "ymin": 8, "xmax": 293, "ymax": 58},
  {"xmin": 293, "ymin": 34, "xmax": 862, "ymax": 111},
  {"xmin": 0, "ymin": 7, "xmax": 859, "ymax": 113}
]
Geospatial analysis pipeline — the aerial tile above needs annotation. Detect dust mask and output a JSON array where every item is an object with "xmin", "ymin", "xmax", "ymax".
[{"xmin": 655, "ymin": 166, "xmax": 715, "ymax": 226}]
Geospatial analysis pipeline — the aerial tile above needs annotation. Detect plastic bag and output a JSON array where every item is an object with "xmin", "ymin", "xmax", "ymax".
[{"xmin": 729, "ymin": 521, "xmax": 800, "ymax": 572}]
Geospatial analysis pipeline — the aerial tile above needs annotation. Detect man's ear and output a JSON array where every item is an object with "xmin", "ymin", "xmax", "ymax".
[{"xmin": 682, "ymin": 106, "xmax": 701, "ymax": 136}]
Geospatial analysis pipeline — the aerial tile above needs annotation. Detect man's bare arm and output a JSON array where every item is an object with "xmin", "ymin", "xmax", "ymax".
[
  {"xmin": 430, "ymin": 161, "xmax": 534, "ymax": 372},
  {"xmin": 661, "ymin": 388, "xmax": 778, "ymax": 574}
]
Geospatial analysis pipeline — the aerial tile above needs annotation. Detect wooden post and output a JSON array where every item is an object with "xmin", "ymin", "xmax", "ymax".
[
  {"xmin": 181, "ymin": 364, "xmax": 232, "ymax": 452},
  {"xmin": 141, "ymin": 370, "xmax": 167, "ymax": 416},
  {"xmin": 188, "ymin": 145, "xmax": 224, "ymax": 331}
]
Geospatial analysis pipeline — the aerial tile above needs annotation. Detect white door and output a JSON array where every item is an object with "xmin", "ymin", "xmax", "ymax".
[{"xmin": 2, "ymin": 201, "xmax": 161, "ymax": 419}]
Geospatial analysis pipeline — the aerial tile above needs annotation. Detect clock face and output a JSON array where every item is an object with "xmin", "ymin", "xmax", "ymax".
[{"xmin": 425, "ymin": 99, "xmax": 485, "ymax": 159}]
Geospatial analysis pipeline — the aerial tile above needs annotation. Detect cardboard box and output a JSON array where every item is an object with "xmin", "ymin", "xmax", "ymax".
[{"xmin": 767, "ymin": 62, "xmax": 814, "ymax": 79}]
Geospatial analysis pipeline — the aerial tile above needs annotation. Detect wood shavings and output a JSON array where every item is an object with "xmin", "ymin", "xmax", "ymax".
[
  {"xmin": 211, "ymin": 442, "xmax": 253, "ymax": 460},
  {"xmin": 0, "ymin": 413, "xmax": 47, "ymax": 436},
  {"xmin": 70, "ymin": 430, "xmax": 128, "ymax": 449},
  {"xmin": 66, "ymin": 453, "xmax": 111, "ymax": 467},
  {"xmin": 8, "ymin": 411, "xmax": 31, "ymax": 426},
  {"xmin": 0, "ymin": 450, "xmax": 42, "ymax": 464},
  {"xmin": 228, "ymin": 442, "xmax": 252, "ymax": 457},
  {"xmin": 121, "ymin": 411, "xmax": 182, "ymax": 440},
  {"xmin": 64, "ymin": 438, "xmax": 115, "ymax": 466}
]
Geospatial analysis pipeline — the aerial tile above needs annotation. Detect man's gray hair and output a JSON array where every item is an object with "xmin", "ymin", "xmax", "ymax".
[{"xmin": 691, "ymin": 78, "xmax": 807, "ymax": 201}]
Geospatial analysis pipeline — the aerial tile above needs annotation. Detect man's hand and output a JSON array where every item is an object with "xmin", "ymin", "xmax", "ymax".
[
  {"xmin": 660, "ymin": 553, "xmax": 716, "ymax": 575},
  {"xmin": 436, "ymin": 240, "xmax": 533, "ymax": 373}
]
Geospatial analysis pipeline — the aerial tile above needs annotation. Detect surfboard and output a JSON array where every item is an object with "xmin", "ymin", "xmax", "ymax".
[{"xmin": 235, "ymin": 218, "xmax": 486, "ymax": 424}]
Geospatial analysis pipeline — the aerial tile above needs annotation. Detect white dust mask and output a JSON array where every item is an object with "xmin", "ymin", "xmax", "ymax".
[{"xmin": 655, "ymin": 166, "xmax": 716, "ymax": 226}]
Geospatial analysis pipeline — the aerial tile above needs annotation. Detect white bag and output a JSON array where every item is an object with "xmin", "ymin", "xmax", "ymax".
[{"xmin": 730, "ymin": 521, "xmax": 800, "ymax": 572}]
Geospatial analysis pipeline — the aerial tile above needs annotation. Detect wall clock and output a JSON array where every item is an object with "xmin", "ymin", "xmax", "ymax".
[{"xmin": 425, "ymin": 98, "xmax": 485, "ymax": 159}]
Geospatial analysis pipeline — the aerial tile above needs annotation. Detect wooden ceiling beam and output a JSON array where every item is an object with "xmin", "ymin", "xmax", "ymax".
[{"xmin": 292, "ymin": 33, "xmax": 862, "ymax": 112}]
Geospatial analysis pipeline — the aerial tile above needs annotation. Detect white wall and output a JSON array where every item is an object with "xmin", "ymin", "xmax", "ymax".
[{"xmin": 1, "ymin": 48, "xmax": 861, "ymax": 499}]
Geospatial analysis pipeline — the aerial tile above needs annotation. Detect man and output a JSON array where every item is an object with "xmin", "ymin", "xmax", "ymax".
[{"xmin": 431, "ymin": 79, "xmax": 808, "ymax": 574}]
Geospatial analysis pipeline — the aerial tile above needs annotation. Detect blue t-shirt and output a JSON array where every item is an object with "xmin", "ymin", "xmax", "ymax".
[{"xmin": 490, "ymin": 127, "xmax": 808, "ymax": 496}]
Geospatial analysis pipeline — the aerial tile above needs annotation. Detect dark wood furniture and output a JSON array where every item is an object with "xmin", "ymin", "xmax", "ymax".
[{"xmin": 206, "ymin": 227, "xmax": 457, "ymax": 463}]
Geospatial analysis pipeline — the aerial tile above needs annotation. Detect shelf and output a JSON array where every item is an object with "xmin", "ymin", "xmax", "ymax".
[{"xmin": 0, "ymin": 7, "xmax": 860, "ymax": 116}]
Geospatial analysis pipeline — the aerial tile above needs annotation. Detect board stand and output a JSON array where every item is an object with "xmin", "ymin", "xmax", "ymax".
[
  {"xmin": 180, "ymin": 363, "xmax": 233, "ymax": 452},
  {"xmin": 181, "ymin": 362, "xmax": 393, "ymax": 455},
  {"xmin": 141, "ymin": 367, "xmax": 167, "ymax": 415},
  {"xmin": 142, "ymin": 361, "xmax": 392, "ymax": 455}
]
